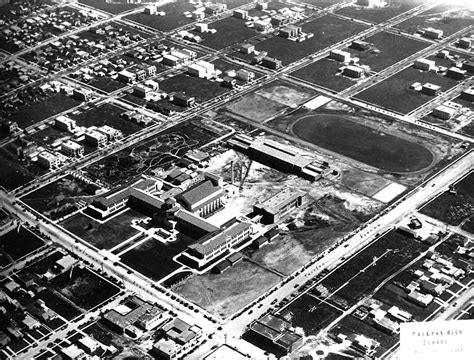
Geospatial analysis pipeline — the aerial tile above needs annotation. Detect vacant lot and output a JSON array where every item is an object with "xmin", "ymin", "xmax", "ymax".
[
  {"xmin": 79, "ymin": 0, "xmax": 143, "ymax": 14},
  {"xmin": 291, "ymin": 57, "xmax": 356, "ymax": 92},
  {"xmin": 69, "ymin": 102, "xmax": 143, "ymax": 136},
  {"xmin": 397, "ymin": 3, "xmax": 474, "ymax": 36},
  {"xmin": 291, "ymin": 114, "xmax": 434, "ymax": 173},
  {"xmin": 200, "ymin": 16, "xmax": 258, "ymax": 50},
  {"xmin": 36, "ymin": 289, "xmax": 81, "ymax": 320},
  {"xmin": 159, "ymin": 73, "xmax": 229, "ymax": 103},
  {"xmin": 174, "ymin": 259, "xmax": 282, "ymax": 318},
  {"xmin": 320, "ymin": 231, "xmax": 428, "ymax": 306},
  {"xmin": 420, "ymin": 171, "xmax": 473, "ymax": 227},
  {"xmin": 0, "ymin": 227, "xmax": 44, "ymax": 262},
  {"xmin": 225, "ymin": 81, "xmax": 315, "ymax": 122},
  {"xmin": 279, "ymin": 293, "xmax": 343, "ymax": 335},
  {"xmin": 125, "ymin": 2, "xmax": 195, "ymax": 32},
  {"xmin": 51, "ymin": 267, "xmax": 120, "ymax": 310},
  {"xmin": 255, "ymin": 14, "xmax": 367, "ymax": 65},
  {"xmin": 120, "ymin": 232, "xmax": 196, "ymax": 281},
  {"xmin": 60, "ymin": 209, "xmax": 147, "ymax": 249},
  {"xmin": 355, "ymin": 66, "xmax": 459, "ymax": 114},
  {"xmin": 84, "ymin": 120, "xmax": 220, "ymax": 186},
  {"xmin": 337, "ymin": 0, "xmax": 425, "ymax": 24},
  {"xmin": 22, "ymin": 175, "xmax": 99, "ymax": 221},
  {"xmin": 8, "ymin": 93, "xmax": 80, "ymax": 129},
  {"xmin": 345, "ymin": 31, "xmax": 429, "ymax": 72},
  {"xmin": 0, "ymin": 144, "xmax": 43, "ymax": 190}
]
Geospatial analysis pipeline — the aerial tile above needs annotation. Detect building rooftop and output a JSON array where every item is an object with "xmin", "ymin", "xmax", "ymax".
[
  {"xmin": 256, "ymin": 188, "xmax": 305, "ymax": 215},
  {"xmin": 176, "ymin": 180, "xmax": 222, "ymax": 208}
]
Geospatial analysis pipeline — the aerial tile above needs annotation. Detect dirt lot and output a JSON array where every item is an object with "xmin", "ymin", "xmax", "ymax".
[
  {"xmin": 224, "ymin": 81, "xmax": 315, "ymax": 122},
  {"xmin": 174, "ymin": 259, "xmax": 282, "ymax": 318},
  {"xmin": 0, "ymin": 227, "xmax": 44, "ymax": 262}
]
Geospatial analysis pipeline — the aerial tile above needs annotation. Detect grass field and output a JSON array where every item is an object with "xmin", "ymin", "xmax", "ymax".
[
  {"xmin": 345, "ymin": 31, "xmax": 429, "ymax": 72},
  {"xmin": 396, "ymin": 3, "xmax": 474, "ymax": 36},
  {"xmin": 337, "ymin": 0, "xmax": 425, "ymax": 24},
  {"xmin": 0, "ymin": 144, "xmax": 43, "ymax": 191},
  {"xmin": 420, "ymin": 171, "xmax": 474, "ymax": 227},
  {"xmin": 254, "ymin": 14, "xmax": 367, "ymax": 65},
  {"xmin": 84, "ymin": 120, "xmax": 220, "ymax": 186},
  {"xmin": 291, "ymin": 114, "xmax": 434, "ymax": 172},
  {"xmin": 200, "ymin": 16, "xmax": 258, "ymax": 50},
  {"xmin": 21, "ymin": 175, "xmax": 99, "ymax": 221},
  {"xmin": 51, "ymin": 267, "xmax": 120, "ymax": 310},
  {"xmin": 279, "ymin": 293, "xmax": 343, "ymax": 335},
  {"xmin": 174, "ymin": 259, "xmax": 282, "ymax": 318},
  {"xmin": 291, "ymin": 57, "xmax": 356, "ymax": 92},
  {"xmin": 125, "ymin": 2, "xmax": 195, "ymax": 32},
  {"xmin": 87, "ymin": 77, "xmax": 127, "ymax": 93},
  {"xmin": 355, "ymin": 66, "xmax": 460, "ymax": 114},
  {"xmin": 69, "ymin": 102, "xmax": 143, "ymax": 136},
  {"xmin": 0, "ymin": 227, "xmax": 44, "ymax": 261},
  {"xmin": 159, "ymin": 73, "xmax": 230, "ymax": 103},
  {"xmin": 120, "ymin": 231, "xmax": 196, "ymax": 281},
  {"xmin": 60, "ymin": 209, "xmax": 147, "ymax": 249},
  {"xmin": 320, "ymin": 231, "xmax": 429, "ymax": 306}
]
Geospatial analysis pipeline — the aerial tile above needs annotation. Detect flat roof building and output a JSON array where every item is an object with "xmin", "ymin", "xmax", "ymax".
[
  {"xmin": 254, "ymin": 187, "xmax": 307, "ymax": 224},
  {"xmin": 61, "ymin": 139, "xmax": 84, "ymax": 158}
]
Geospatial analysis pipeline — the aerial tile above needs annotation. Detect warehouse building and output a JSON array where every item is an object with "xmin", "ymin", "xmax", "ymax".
[
  {"xmin": 432, "ymin": 104, "xmax": 458, "ymax": 120},
  {"xmin": 447, "ymin": 66, "xmax": 466, "ymax": 80},
  {"xmin": 117, "ymin": 69, "xmax": 136, "ymax": 84},
  {"xmin": 261, "ymin": 56, "xmax": 282, "ymax": 70},
  {"xmin": 457, "ymin": 37, "xmax": 472, "ymax": 49},
  {"xmin": 229, "ymin": 134, "xmax": 327, "ymax": 181},
  {"xmin": 423, "ymin": 27, "xmax": 443, "ymax": 39}
]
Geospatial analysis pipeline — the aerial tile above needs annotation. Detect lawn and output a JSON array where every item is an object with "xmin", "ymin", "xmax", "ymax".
[
  {"xmin": 255, "ymin": 14, "xmax": 368, "ymax": 65},
  {"xmin": 60, "ymin": 209, "xmax": 146, "ymax": 250},
  {"xmin": 420, "ymin": 171, "xmax": 474, "ymax": 226},
  {"xmin": 120, "ymin": 232, "xmax": 196, "ymax": 281},
  {"xmin": 355, "ymin": 65, "xmax": 460, "ymax": 114},
  {"xmin": 291, "ymin": 113, "xmax": 434, "ymax": 173},
  {"xmin": 174, "ymin": 259, "xmax": 282, "ymax": 318}
]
